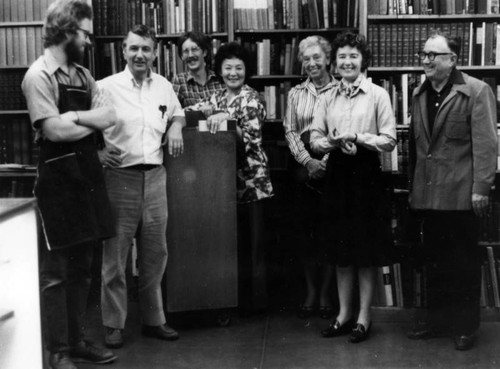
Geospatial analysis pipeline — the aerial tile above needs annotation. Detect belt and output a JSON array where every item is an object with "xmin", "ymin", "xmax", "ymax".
[{"xmin": 123, "ymin": 164, "xmax": 161, "ymax": 171}]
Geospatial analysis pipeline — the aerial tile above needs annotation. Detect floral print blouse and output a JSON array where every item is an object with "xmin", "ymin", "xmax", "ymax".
[{"xmin": 206, "ymin": 84, "xmax": 274, "ymax": 204}]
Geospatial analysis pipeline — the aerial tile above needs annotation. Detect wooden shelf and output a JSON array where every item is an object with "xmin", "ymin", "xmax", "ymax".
[
  {"xmin": 0, "ymin": 172, "xmax": 36, "ymax": 178},
  {"xmin": 479, "ymin": 242, "xmax": 500, "ymax": 246},
  {"xmin": 368, "ymin": 14, "xmax": 500, "ymax": 21},
  {"xmin": 369, "ymin": 65, "xmax": 500, "ymax": 73},
  {"xmin": 235, "ymin": 27, "xmax": 357, "ymax": 35},
  {"xmin": 95, "ymin": 32, "xmax": 229, "ymax": 41},
  {"xmin": 0, "ymin": 65, "xmax": 29, "ymax": 70},
  {"xmin": 0, "ymin": 21, "xmax": 44, "ymax": 27},
  {"xmin": 0, "ymin": 110, "xmax": 28, "ymax": 115},
  {"xmin": 250, "ymin": 75, "xmax": 306, "ymax": 81}
]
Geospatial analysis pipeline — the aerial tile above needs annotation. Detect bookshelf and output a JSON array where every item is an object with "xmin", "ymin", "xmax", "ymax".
[
  {"xmin": 92, "ymin": 0, "xmax": 231, "ymax": 80},
  {"xmin": 0, "ymin": 0, "xmax": 55, "ymax": 197}
]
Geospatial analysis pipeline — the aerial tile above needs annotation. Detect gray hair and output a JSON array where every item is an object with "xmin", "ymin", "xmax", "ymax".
[{"xmin": 297, "ymin": 35, "xmax": 332, "ymax": 63}]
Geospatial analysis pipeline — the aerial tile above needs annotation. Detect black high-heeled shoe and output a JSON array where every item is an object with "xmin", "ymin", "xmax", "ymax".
[
  {"xmin": 349, "ymin": 322, "xmax": 371, "ymax": 343},
  {"xmin": 321, "ymin": 319, "xmax": 353, "ymax": 338}
]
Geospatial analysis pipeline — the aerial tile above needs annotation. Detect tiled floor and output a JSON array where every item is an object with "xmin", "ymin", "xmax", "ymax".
[{"xmin": 76, "ymin": 302, "xmax": 500, "ymax": 369}]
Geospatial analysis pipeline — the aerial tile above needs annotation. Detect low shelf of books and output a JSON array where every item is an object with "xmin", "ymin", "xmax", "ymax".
[
  {"xmin": 367, "ymin": 1, "xmax": 500, "ymax": 319},
  {"xmin": 0, "ymin": 0, "xmax": 55, "ymax": 197}
]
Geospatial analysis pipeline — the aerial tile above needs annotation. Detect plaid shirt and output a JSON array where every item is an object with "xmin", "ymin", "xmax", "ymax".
[{"xmin": 172, "ymin": 69, "xmax": 224, "ymax": 108}]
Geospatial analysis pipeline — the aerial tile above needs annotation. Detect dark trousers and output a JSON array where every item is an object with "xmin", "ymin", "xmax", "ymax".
[
  {"xmin": 39, "ymin": 239, "xmax": 94, "ymax": 353},
  {"xmin": 421, "ymin": 210, "xmax": 481, "ymax": 335},
  {"xmin": 237, "ymin": 200, "xmax": 267, "ymax": 312}
]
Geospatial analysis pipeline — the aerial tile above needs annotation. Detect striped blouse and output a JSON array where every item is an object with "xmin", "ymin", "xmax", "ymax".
[{"xmin": 283, "ymin": 76, "xmax": 338, "ymax": 166}]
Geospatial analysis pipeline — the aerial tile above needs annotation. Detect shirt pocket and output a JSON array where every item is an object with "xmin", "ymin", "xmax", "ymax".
[
  {"xmin": 150, "ymin": 105, "xmax": 168, "ymax": 133},
  {"xmin": 444, "ymin": 113, "xmax": 469, "ymax": 141}
]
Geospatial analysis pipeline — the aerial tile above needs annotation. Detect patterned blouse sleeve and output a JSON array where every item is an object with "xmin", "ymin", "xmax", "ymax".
[
  {"xmin": 239, "ymin": 92, "xmax": 266, "ymax": 144},
  {"xmin": 283, "ymin": 88, "xmax": 312, "ymax": 166}
]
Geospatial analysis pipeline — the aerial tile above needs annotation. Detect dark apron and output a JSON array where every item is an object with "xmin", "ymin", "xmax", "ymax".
[{"xmin": 34, "ymin": 68, "xmax": 115, "ymax": 249}]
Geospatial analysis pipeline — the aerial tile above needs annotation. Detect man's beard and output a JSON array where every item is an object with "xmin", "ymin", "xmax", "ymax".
[{"xmin": 65, "ymin": 38, "xmax": 85, "ymax": 64}]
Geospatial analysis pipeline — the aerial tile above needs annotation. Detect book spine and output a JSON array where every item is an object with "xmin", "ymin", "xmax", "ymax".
[{"xmin": 382, "ymin": 265, "xmax": 395, "ymax": 306}]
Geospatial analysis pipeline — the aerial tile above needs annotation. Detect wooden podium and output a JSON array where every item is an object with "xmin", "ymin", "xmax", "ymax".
[{"xmin": 164, "ymin": 129, "xmax": 238, "ymax": 316}]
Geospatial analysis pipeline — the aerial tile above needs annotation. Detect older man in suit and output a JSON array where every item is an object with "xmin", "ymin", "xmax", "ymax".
[{"xmin": 407, "ymin": 31, "xmax": 498, "ymax": 351}]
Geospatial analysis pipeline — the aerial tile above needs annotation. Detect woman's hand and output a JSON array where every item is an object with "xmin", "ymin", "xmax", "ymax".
[
  {"xmin": 305, "ymin": 158, "xmax": 327, "ymax": 179},
  {"xmin": 207, "ymin": 112, "xmax": 230, "ymax": 134},
  {"xmin": 328, "ymin": 130, "xmax": 358, "ymax": 155},
  {"xmin": 198, "ymin": 102, "xmax": 214, "ymax": 118}
]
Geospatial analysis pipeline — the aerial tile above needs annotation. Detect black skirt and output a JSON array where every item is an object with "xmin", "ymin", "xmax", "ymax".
[{"xmin": 318, "ymin": 146, "xmax": 394, "ymax": 267}]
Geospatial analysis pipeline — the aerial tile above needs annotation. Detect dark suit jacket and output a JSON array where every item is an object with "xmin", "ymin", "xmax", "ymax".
[{"xmin": 409, "ymin": 70, "xmax": 497, "ymax": 210}]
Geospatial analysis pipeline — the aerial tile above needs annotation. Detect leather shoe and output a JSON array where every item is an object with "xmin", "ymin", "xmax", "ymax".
[
  {"xmin": 142, "ymin": 324, "xmax": 179, "ymax": 341},
  {"xmin": 349, "ymin": 322, "xmax": 371, "ymax": 343},
  {"xmin": 48, "ymin": 352, "xmax": 77, "ymax": 369},
  {"xmin": 407, "ymin": 326, "xmax": 441, "ymax": 340},
  {"xmin": 321, "ymin": 319, "xmax": 353, "ymax": 338},
  {"xmin": 454, "ymin": 334, "xmax": 475, "ymax": 351},
  {"xmin": 105, "ymin": 327, "xmax": 124, "ymax": 348},
  {"xmin": 69, "ymin": 340, "xmax": 117, "ymax": 364}
]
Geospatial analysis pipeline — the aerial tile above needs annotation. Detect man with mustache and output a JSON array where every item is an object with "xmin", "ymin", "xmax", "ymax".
[
  {"xmin": 21, "ymin": 1, "xmax": 117, "ymax": 368},
  {"xmin": 172, "ymin": 31, "xmax": 224, "ymax": 108}
]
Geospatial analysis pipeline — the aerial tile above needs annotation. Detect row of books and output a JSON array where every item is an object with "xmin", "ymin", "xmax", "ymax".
[
  {"xmin": 0, "ymin": 0, "xmax": 55, "ymax": 22},
  {"xmin": 93, "ymin": 0, "xmax": 164, "ymax": 36},
  {"xmin": 261, "ymin": 82, "xmax": 293, "ymax": 120},
  {"xmin": 0, "ymin": 70, "xmax": 27, "ymax": 110},
  {"xmin": 0, "ymin": 177, "xmax": 35, "ymax": 198},
  {"xmin": 238, "ymin": 37, "xmax": 303, "ymax": 76},
  {"xmin": 368, "ymin": 22, "xmax": 500, "ymax": 67},
  {"xmin": 234, "ymin": 0, "xmax": 359, "ymax": 30},
  {"xmin": 381, "ymin": 127, "xmax": 411, "ymax": 173},
  {"xmin": 374, "ymin": 250, "xmax": 500, "ymax": 308},
  {"xmin": 368, "ymin": 0, "xmax": 500, "ymax": 15},
  {"xmin": 0, "ymin": 26, "xmax": 43, "ymax": 67},
  {"xmin": 481, "ymin": 246, "xmax": 500, "ymax": 307},
  {"xmin": 374, "ymin": 263, "xmax": 410, "ymax": 307},
  {"xmin": 92, "ymin": 0, "xmax": 227, "ymax": 36},
  {"xmin": 0, "ymin": 117, "xmax": 38, "ymax": 165}
]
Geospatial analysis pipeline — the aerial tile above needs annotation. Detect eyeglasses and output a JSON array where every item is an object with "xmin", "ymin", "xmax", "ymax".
[
  {"xmin": 182, "ymin": 46, "xmax": 201, "ymax": 56},
  {"xmin": 77, "ymin": 27, "xmax": 92, "ymax": 41},
  {"xmin": 415, "ymin": 51, "xmax": 455, "ymax": 61}
]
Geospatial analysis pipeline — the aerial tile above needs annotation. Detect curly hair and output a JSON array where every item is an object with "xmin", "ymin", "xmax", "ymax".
[
  {"xmin": 177, "ymin": 31, "xmax": 212, "ymax": 67},
  {"xmin": 297, "ymin": 35, "xmax": 332, "ymax": 63},
  {"xmin": 332, "ymin": 31, "xmax": 371, "ymax": 72},
  {"xmin": 43, "ymin": 0, "xmax": 93, "ymax": 48},
  {"xmin": 214, "ymin": 42, "xmax": 255, "ymax": 82}
]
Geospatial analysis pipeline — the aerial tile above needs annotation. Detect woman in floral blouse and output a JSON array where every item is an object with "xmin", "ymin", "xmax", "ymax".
[{"xmin": 201, "ymin": 42, "xmax": 273, "ymax": 312}]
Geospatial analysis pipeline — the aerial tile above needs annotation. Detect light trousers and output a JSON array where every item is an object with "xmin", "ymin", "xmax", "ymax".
[{"xmin": 101, "ymin": 166, "xmax": 168, "ymax": 329}]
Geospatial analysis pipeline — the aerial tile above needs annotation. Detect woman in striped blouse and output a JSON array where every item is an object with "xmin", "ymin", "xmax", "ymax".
[{"xmin": 283, "ymin": 35, "xmax": 338, "ymax": 320}]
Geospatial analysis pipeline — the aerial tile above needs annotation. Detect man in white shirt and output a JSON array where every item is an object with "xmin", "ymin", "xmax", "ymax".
[{"xmin": 97, "ymin": 24, "xmax": 185, "ymax": 349}]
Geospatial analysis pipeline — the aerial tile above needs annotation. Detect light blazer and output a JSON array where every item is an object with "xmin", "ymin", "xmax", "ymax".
[{"xmin": 409, "ymin": 70, "xmax": 498, "ymax": 210}]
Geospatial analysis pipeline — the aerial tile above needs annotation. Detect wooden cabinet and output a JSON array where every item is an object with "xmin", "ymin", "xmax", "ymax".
[{"xmin": 164, "ymin": 129, "xmax": 238, "ymax": 313}]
